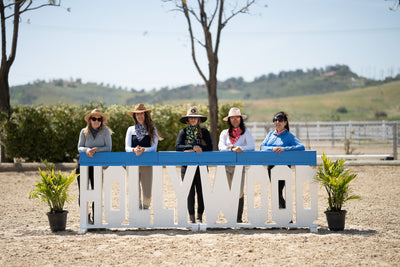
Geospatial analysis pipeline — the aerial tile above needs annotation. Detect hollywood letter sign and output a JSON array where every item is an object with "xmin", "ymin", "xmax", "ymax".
[{"xmin": 79, "ymin": 151, "xmax": 318, "ymax": 233}]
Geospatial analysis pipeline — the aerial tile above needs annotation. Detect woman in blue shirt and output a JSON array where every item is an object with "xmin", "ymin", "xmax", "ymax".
[{"xmin": 260, "ymin": 111, "xmax": 304, "ymax": 209}]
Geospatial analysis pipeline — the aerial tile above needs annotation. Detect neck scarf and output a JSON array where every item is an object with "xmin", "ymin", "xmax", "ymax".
[
  {"xmin": 229, "ymin": 127, "xmax": 242, "ymax": 144},
  {"xmin": 135, "ymin": 124, "xmax": 148, "ymax": 141},
  {"xmin": 186, "ymin": 125, "xmax": 199, "ymax": 145},
  {"xmin": 90, "ymin": 127, "xmax": 100, "ymax": 138}
]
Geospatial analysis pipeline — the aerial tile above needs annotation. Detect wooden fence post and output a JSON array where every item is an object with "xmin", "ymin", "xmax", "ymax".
[{"xmin": 393, "ymin": 123, "xmax": 398, "ymax": 160}]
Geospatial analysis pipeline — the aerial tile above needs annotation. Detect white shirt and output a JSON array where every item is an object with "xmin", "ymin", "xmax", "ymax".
[
  {"xmin": 125, "ymin": 126, "xmax": 158, "ymax": 152},
  {"xmin": 218, "ymin": 128, "xmax": 255, "ymax": 151}
]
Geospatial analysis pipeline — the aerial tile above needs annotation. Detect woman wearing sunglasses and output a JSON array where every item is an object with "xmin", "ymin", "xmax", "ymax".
[
  {"xmin": 260, "ymin": 111, "xmax": 304, "ymax": 210},
  {"xmin": 78, "ymin": 108, "xmax": 112, "ymax": 158},
  {"xmin": 77, "ymin": 109, "xmax": 113, "ymax": 223}
]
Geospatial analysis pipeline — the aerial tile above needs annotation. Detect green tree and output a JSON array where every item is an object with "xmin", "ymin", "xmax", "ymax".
[{"xmin": 163, "ymin": 0, "xmax": 260, "ymax": 150}]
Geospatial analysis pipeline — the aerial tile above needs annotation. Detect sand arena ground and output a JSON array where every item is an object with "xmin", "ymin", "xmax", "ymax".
[{"xmin": 0, "ymin": 145, "xmax": 399, "ymax": 266}]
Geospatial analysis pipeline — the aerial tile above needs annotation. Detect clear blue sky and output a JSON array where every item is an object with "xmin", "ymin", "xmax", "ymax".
[{"xmin": 6, "ymin": 0, "xmax": 400, "ymax": 91}]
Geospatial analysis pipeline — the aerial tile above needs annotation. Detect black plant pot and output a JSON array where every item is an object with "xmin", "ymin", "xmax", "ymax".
[
  {"xmin": 325, "ymin": 210, "xmax": 347, "ymax": 231},
  {"xmin": 46, "ymin": 210, "xmax": 68, "ymax": 232}
]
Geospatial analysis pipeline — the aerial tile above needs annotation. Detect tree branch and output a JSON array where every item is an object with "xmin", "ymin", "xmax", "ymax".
[
  {"xmin": 207, "ymin": 0, "xmax": 220, "ymax": 28},
  {"xmin": 182, "ymin": 0, "xmax": 208, "ymax": 83},
  {"xmin": 5, "ymin": 0, "xmax": 61, "ymax": 20},
  {"xmin": 1, "ymin": 0, "xmax": 7, "ymax": 63},
  {"xmin": 214, "ymin": 0, "xmax": 224, "ymax": 55},
  {"xmin": 222, "ymin": 0, "xmax": 256, "ymax": 26},
  {"xmin": 7, "ymin": 0, "xmax": 21, "ymax": 66}
]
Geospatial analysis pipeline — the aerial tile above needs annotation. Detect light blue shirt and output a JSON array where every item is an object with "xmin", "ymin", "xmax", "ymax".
[{"xmin": 260, "ymin": 130, "xmax": 305, "ymax": 151}]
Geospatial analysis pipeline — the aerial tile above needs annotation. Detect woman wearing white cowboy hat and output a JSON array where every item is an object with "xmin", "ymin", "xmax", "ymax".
[
  {"xmin": 175, "ymin": 106, "xmax": 213, "ymax": 223},
  {"xmin": 77, "ymin": 108, "xmax": 113, "ymax": 224},
  {"xmin": 218, "ymin": 107, "xmax": 255, "ymax": 223},
  {"xmin": 125, "ymin": 103, "xmax": 159, "ymax": 210}
]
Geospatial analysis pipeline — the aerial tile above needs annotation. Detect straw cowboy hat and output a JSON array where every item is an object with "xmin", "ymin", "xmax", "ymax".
[
  {"xmin": 128, "ymin": 103, "xmax": 152, "ymax": 117},
  {"xmin": 180, "ymin": 106, "xmax": 207, "ymax": 124},
  {"xmin": 84, "ymin": 109, "xmax": 108, "ymax": 123},
  {"xmin": 223, "ymin": 107, "xmax": 247, "ymax": 121}
]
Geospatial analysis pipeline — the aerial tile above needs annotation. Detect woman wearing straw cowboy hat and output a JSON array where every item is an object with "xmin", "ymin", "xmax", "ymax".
[
  {"xmin": 218, "ymin": 107, "xmax": 255, "ymax": 223},
  {"xmin": 125, "ymin": 103, "xmax": 159, "ymax": 210},
  {"xmin": 175, "ymin": 106, "xmax": 213, "ymax": 223},
  {"xmin": 77, "ymin": 108, "xmax": 113, "ymax": 224}
]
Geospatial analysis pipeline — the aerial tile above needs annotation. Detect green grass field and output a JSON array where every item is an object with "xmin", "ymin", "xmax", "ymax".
[
  {"xmin": 242, "ymin": 81, "xmax": 400, "ymax": 122},
  {"xmin": 162, "ymin": 81, "xmax": 399, "ymax": 122}
]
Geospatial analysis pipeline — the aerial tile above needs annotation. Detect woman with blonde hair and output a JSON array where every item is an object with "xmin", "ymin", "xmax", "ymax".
[{"xmin": 77, "ymin": 108, "xmax": 112, "ymax": 223}]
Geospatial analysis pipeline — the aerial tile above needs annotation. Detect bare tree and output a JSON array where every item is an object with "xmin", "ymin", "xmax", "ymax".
[
  {"xmin": 164, "ymin": 0, "xmax": 258, "ymax": 150},
  {"xmin": 389, "ymin": 0, "xmax": 400, "ymax": 10},
  {"xmin": 0, "ymin": 0, "xmax": 62, "ymax": 162}
]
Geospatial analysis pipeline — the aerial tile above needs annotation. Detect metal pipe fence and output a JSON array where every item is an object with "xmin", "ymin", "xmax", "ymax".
[{"xmin": 247, "ymin": 121, "xmax": 399, "ymax": 159}]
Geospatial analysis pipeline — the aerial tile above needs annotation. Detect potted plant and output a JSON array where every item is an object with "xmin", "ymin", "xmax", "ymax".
[
  {"xmin": 29, "ymin": 161, "xmax": 78, "ymax": 232},
  {"xmin": 314, "ymin": 153, "xmax": 360, "ymax": 231}
]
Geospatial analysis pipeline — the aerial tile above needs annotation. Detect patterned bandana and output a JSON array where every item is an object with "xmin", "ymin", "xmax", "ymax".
[
  {"xmin": 229, "ymin": 127, "xmax": 242, "ymax": 144},
  {"xmin": 135, "ymin": 124, "xmax": 148, "ymax": 141},
  {"xmin": 90, "ymin": 127, "xmax": 100, "ymax": 138},
  {"xmin": 186, "ymin": 125, "xmax": 199, "ymax": 145}
]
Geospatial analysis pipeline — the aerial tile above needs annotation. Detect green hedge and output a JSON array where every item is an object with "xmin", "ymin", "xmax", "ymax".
[{"xmin": 0, "ymin": 102, "xmax": 242, "ymax": 162}]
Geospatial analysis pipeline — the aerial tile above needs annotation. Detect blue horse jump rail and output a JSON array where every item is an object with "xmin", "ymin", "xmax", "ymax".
[
  {"xmin": 78, "ymin": 151, "xmax": 318, "ymax": 233},
  {"xmin": 79, "ymin": 151, "xmax": 317, "ymax": 166}
]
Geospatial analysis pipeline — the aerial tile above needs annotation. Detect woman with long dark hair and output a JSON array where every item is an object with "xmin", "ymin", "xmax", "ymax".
[
  {"xmin": 175, "ymin": 106, "xmax": 213, "ymax": 223},
  {"xmin": 125, "ymin": 104, "xmax": 159, "ymax": 210},
  {"xmin": 218, "ymin": 107, "xmax": 255, "ymax": 223},
  {"xmin": 260, "ymin": 111, "xmax": 305, "ymax": 209}
]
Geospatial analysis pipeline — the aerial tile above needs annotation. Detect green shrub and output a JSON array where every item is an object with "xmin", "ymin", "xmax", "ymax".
[
  {"xmin": 336, "ymin": 106, "xmax": 348, "ymax": 113},
  {"xmin": 0, "ymin": 102, "xmax": 243, "ymax": 162}
]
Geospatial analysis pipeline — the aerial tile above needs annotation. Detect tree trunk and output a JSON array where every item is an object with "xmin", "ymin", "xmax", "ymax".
[
  {"xmin": 0, "ymin": 65, "xmax": 10, "ymax": 112},
  {"xmin": 207, "ymin": 64, "xmax": 219, "ymax": 151},
  {"xmin": 0, "ymin": 1, "xmax": 20, "ymax": 162},
  {"xmin": 0, "ymin": 67, "xmax": 11, "ymax": 162}
]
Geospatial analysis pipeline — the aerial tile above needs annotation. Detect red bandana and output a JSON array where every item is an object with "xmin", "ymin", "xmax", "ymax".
[{"xmin": 229, "ymin": 128, "xmax": 242, "ymax": 144}]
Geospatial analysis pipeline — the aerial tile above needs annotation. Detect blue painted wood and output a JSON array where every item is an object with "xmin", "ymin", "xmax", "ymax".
[
  {"xmin": 79, "ymin": 152, "xmax": 159, "ymax": 166},
  {"xmin": 80, "ymin": 151, "xmax": 317, "ymax": 166},
  {"xmin": 158, "ymin": 151, "xmax": 236, "ymax": 166},
  {"xmin": 236, "ymin": 151, "xmax": 317, "ymax": 166}
]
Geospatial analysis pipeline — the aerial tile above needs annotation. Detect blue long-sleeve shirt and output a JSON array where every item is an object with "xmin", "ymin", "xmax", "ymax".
[{"xmin": 260, "ymin": 130, "xmax": 305, "ymax": 152}]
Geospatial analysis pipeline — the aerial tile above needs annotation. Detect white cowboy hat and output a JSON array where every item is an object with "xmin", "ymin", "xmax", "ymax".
[
  {"xmin": 223, "ymin": 107, "xmax": 247, "ymax": 121},
  {"xmin": 84, "ymin": 109, "xmax": 108, "ymax": 123},
  {"xmin": 179, "ymin": 106, "xmax": 207, "ymax": 124}
]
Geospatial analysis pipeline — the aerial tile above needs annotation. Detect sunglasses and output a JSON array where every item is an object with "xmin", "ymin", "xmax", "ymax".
[
  {"xmin": 90, "ymin": 117, "xmax": 103, "ymax": 122},
  {"xmin": 272, "ymin": 117, "xmax": 284, "ymax": 123}
]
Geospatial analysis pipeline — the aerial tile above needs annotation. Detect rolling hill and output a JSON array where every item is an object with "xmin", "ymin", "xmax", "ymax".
[{"xmin": 9, "ymin": 64, "xmax": 400, "ymax": 121}]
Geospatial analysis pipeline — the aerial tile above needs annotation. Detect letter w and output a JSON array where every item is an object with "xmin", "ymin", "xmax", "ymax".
[{"xmin": 200, "ymin": 165, "xmax": 242, "ymax": 226}]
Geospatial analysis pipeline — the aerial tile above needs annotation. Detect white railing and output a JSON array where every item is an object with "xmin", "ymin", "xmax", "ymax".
[
  {"xmin": 247, "ymin": 121, "xmax": 399, "ymax": 159},
  {"xmin": 247, "ymin": 121, "xmax": 399, "ymax": 142},
  {"xmin": 79, "ymin": 151, "xmax": 318, "ymax": 233}
]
